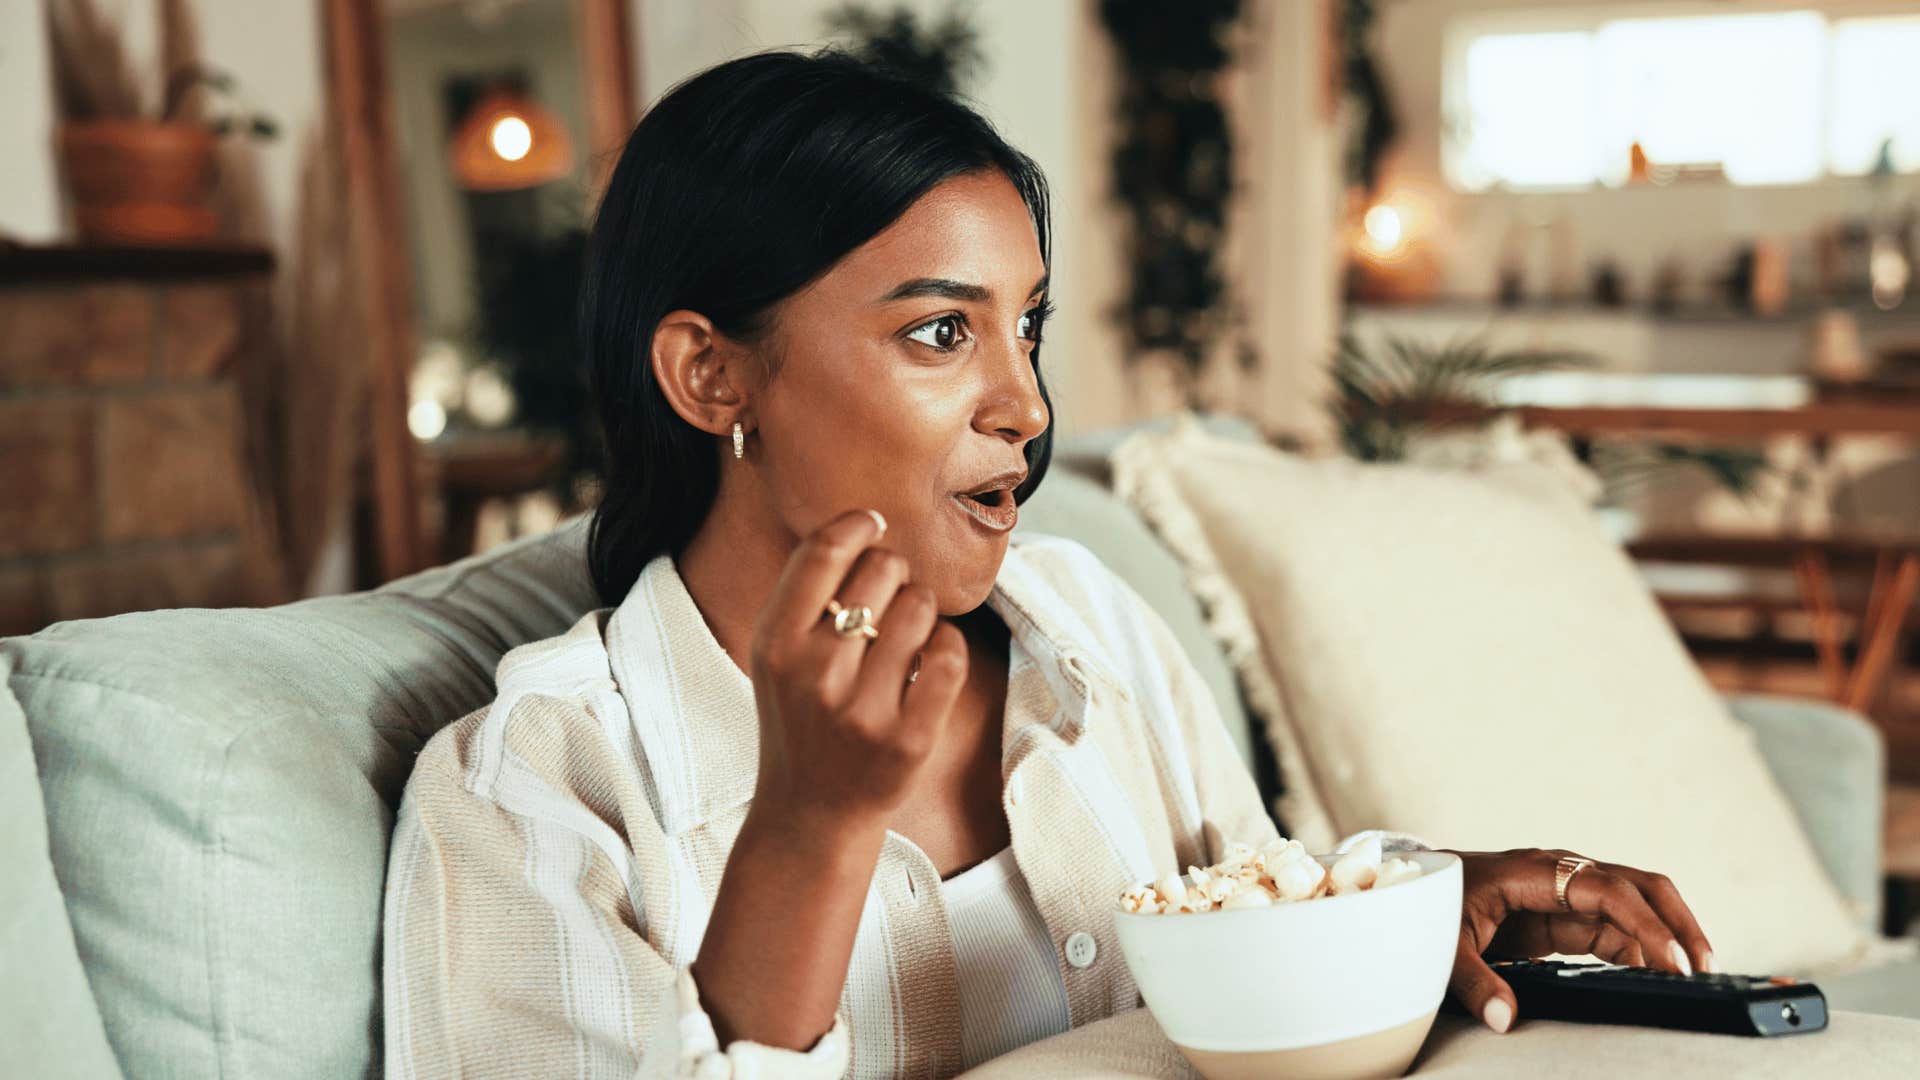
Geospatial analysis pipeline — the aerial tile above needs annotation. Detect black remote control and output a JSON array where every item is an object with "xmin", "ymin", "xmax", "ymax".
[{"xmin": 1459, "ymin": 960, "xmax": 1828, "ymax": 1037}]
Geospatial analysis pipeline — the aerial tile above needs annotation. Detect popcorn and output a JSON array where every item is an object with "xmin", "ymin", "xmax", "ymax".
[
  {"xmin": 1328, "ymin": 835, "xmax": 1382, "ymax": 895},
  {"xmin": 1221, "ymin": 885, "xmax": 1273, "ymax": 909},
  {"xmin": 1155, "ymin": 871, "xmax": 1190, "ymax": 909},
  {"xmin": 1270, "ymin": 852, "xmax": 1328, "ymax": 901},
  {"xmin": 1120, "ymin": 834, "xmax": 1423, "ymax": 915},
  {"xmin": 1375, "ymin": 857, "xmax": 1424, "ymax": 890}
]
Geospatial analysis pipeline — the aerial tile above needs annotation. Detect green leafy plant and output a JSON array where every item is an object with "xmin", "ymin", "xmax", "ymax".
[
  {"xmin": 1587, "ymin": 443, "xmax": 1771, "ymax": 501},
  {"xmin": 820, "ymin": 2, "xmax": 984, "ymax": 96},
  {"xmin": 1099, "ymin": 0, "xmax": 1243, "ymax": 391},
  {"xmin": 1331, "ymin": 331, "xmax": 1595, "ymax": 461},
  {"xmin": 169, "ymin": 66, "xmax": 279, "ymax": 139},
  {"xmin": 1339, "ymin": 0, "xmax": 1398, "ymax": 192},
  {"xmin": 1329, "ymin": 331, "xmax": 1770, "ymax": 497}
]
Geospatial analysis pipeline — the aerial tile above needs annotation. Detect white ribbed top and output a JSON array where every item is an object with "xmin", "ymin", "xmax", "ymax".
[{"xmin": 941, "ymin": 846, "xmax": 1072, "ymax": 1069}]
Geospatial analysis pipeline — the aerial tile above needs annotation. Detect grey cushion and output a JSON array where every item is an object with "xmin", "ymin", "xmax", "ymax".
[
  {"xmin": 1725, "ymin": 695, "xmax": 1885, "ymax": 934},
  {"xmin": 0, "ymin": 651, "xmax": 123, "ymax": 1080},
  {"xmin": 4, "ymin": 518, "xmax": 596, "ymax": 1079},
  {"xmin": 1018, "ymin": 465, "xmax": 1256, "ymax": 767}
]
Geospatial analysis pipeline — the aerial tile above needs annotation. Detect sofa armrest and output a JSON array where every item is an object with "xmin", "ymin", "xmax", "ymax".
[{"xmin": 1723, "ymin": 694, "xmax": 1884, "ymax": 934}]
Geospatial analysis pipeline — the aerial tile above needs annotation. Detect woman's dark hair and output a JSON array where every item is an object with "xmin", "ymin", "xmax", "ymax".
[{"xmin": 580, "ymin": 49, "xmax": 1054, "ymax": 607}]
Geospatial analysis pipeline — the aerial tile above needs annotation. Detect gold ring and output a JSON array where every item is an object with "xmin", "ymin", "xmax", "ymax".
[
  {"xmin": 1554, "ymin": 856, "xmax": 1595, "ymax": 912},
  {"xmin": 824, "ymin": 598, "xmax": 879, "ymax": 640}
]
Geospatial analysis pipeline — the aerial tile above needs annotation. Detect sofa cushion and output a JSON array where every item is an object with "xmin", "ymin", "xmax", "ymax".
[
  {"xmin": 1724, "ymin": 695, "xmax": 1885, "ymax": 935},
  {"xmin": 1112, "ymin": 418, "xmax": 1865, "ymax": 976},
  {"xmin": 0, "ymin": 651, "xmax": 123, "ymax": 1080},
  {"xmin": 3, "ymin": 518, "xmax": 597, "ymax": 1079},
  {"xmin": 1819, "ymin": 957, "xmax": 1920, "ymax": 1020},
  {"xmin": 961, "ymin": 1000, "xmax": 1920, "ymax": 1078}
]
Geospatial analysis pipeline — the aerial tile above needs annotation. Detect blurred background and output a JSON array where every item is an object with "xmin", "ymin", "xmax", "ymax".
[{"xmin": 2, "ymin": 1, "xmax": 1917, "ymax": 797}]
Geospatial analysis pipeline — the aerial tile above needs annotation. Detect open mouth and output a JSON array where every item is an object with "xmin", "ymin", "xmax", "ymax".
[{"xmin": 952, "ymin": 483, "xmax": 1019, "ymax": 532}]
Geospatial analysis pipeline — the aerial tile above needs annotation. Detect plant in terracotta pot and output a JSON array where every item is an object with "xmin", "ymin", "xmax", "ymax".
[{"xmin": 46, "ymin": 0, "xmax": 278, "ymax": 246}]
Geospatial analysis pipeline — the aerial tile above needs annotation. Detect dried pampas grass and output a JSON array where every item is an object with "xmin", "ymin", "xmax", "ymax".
[
  {"xmin": 159, "ymin": 0, "xmax": 205, "ymax": 124},
  {"xmin": 47, "ymin": 0, "xmax": 208, "ymax": 123},
  {"xmin": 278, "ymin": 125, "xmax": 367, "ymax": 594},
  {"xmin": 46, "ymin": 0, "xmax": 142, "ymax": 120}
]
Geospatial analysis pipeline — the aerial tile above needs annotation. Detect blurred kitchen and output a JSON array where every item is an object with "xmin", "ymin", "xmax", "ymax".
[{"xmin": 3, "ymin": 0, "xmax": 1918, "ymax": 876}]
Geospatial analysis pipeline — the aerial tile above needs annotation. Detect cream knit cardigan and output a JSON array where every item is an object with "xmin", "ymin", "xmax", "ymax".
[{"xmin": 383, "ymin": 534, "xmax": 1381, "ymax": 1078}]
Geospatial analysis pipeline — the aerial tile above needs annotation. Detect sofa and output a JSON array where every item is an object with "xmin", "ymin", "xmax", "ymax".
[{"xmin": 5, "ymin": 421, "xmax": 1918, "ymax": 1079}]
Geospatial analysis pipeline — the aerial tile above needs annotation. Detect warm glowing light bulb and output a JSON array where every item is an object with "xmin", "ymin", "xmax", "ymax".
[
  {"xmin": 489, "ymin": 116, "xmax": 533, "ymax": 162},
  {"xmin": 1363, "ymin": 204, "xmax": 1404, "ymax": 254},
  {"xmin": 408, "ymin": 399, "xmax": 448, "ymax": 441},
  {"xmin": 1870, "ymin": 238, "xmax": 1910, "ymax": 312}
]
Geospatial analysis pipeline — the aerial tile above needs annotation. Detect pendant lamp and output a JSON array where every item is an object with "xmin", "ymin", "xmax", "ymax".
[{"xmin": 450, "ymin": 90, "xmax": 574, "ymax": 191}]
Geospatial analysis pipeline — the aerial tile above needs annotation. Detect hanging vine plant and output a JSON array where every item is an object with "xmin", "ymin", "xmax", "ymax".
[
  {"xmin": 1339, "ymin": 0, "xmax": 1399, "ymax": 193},
  {"xmin": 1098, "ymin": 0, "xmax": 1243, "ymax": 395}
]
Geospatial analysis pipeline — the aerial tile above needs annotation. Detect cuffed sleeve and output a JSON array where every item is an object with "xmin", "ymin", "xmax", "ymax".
[
  {"xmin": 671, "ymin": 968, "xmax": 851, "ymax": 1079},
  {"xmin": 382, "ymin": 699, "xmax": 853, "ymax": 1080}
]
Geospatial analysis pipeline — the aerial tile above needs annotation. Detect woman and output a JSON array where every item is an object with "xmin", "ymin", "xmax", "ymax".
[{"xmin": 382, "ymin": 50, "xmax": 1714, "ymax": 1078}]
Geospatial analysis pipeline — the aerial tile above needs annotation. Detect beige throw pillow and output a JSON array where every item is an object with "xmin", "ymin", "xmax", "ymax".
[{"xmin": 1112, "ymin": 418, "xmax": 1864, "ymax": 975}]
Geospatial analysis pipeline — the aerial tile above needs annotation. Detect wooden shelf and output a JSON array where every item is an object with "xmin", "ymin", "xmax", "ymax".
[
  {"xmin": 1401, "ymin": 399, "xmax": 1920, "ymax": 437},
  {"xmin": 1350, "ymin": 297, "xmax": 1920, "ymax": 326},
  {"xmin": 0, "ymin": 241, "xmax": 274, "ymax": 285}
]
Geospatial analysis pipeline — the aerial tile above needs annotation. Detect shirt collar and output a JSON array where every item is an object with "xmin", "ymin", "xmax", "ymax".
[
  {"xmin": 604, "ymin": 538, "xmax": 1129, "ymax": 836},
  {"xmin": 986, "ymin": 539, "xmax": 1133, "ymax": 740}
]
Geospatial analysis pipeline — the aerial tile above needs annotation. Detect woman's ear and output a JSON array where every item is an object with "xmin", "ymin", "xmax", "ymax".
[{"xmin": 650, "ymin": 309, "xmax": 757, "ymax": 437}]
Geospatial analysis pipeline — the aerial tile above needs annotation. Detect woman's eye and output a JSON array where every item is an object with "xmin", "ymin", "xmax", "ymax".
[
  {"xmin": 906, "ymin": 315, "xmax": 966, "ymax": 351},
  {"xmin": 1019, "ymin": 299, "xmax": 1055, "ymax": 343}
]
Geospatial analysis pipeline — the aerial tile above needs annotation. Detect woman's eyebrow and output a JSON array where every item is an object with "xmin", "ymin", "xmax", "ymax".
[{"xmin": 875, "ymin": 272, "xmax": 1051, "ymax": 304}]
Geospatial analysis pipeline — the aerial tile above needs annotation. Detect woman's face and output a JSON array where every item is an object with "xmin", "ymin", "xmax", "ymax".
[{"xmin": 748, "ymin": 169, "xmax": 1051, "ymax": 614}]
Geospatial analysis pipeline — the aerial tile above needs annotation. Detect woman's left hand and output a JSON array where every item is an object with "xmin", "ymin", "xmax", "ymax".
[{"xmin": 1445, "ymin": 848, "xmax": 1716, "ymax": 1034}]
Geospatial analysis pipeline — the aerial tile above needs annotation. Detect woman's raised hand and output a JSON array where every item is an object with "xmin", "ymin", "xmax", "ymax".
[
  {"xmin": 747, "ymin": 508, "xmax": 971, "ymax": 831},
  {"xmin": 694, "ymin": 510, "xmax": 971, "ymax": 1050}
]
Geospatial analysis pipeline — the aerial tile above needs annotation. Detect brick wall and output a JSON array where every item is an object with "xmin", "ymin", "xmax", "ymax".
[{"xmin": 1, "ymin": 257, "xmax": 283, "ymax": 636}]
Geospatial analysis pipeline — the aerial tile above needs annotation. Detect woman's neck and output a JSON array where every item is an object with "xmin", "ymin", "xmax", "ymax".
[{"xmin": 676, "ymin": 496, "xmax": 794, "ymax": 677}]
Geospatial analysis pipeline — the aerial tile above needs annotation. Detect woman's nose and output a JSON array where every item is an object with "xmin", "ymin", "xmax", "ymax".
[{"xmin": 976, "ymin": 338, "xmax": 1050, "ymax": 443}]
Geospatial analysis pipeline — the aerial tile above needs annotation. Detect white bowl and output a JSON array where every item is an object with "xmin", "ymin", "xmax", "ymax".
[{"xmin": 1113, "ymin": 850, "xmax": 1462, "ymax": 1080}]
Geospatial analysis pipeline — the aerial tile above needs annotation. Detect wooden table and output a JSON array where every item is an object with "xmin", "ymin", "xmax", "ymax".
[
  {"xmin": 1413, "ymin": 399, "xmax": 1920, "ymax": 440},
  {"xmin": 1630, "ymin": 535, "xmax": 1920, "ymax": 713},
  {"xmin": 426, "ymin": 431, "xmax": 572, "ymax": 564}
]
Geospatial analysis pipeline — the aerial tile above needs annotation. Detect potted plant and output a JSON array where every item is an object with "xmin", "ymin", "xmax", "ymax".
[
  {"xmin": 46, "ymin": 0, "xmax": 277, "ymax": 245},
  {"xmin": 1328, "ymin": 330, "xmax": 1769, "ymax": 502}
]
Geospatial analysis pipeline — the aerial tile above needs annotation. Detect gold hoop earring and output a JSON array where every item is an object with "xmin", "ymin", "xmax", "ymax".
[{"xmin": 732, "ymin": 421, "xmax": 745, "ymax": 460}]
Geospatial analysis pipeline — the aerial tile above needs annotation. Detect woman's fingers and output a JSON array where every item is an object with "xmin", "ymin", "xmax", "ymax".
[
  {"xmin": 1566, "ymin": 866, "xmax": 1691, "ymax": 975},
  {"xmin": 806, "ymin": 546, "xmax": 912, "ymax": 700},
  {"xmin": 1449, "ymin": 928, "xmax": 1517, "ymax": 1034},
  {"xmin": 898, "ymin": 620, "xmax": 969, "ymax": 731},
  {"xmin": 1608, "ymin": 865, "xmax": 1716, "ymax": 974},
  {"xmin": 757, "ymin": 509, "xmax": 889, "ymax": 645},
  {"xmin": 1586, "ymin": 923, "xmax": 1647, "ymax": 969},
  {"xmin": 840, "ymin": 583, "xmax": 943, "ymax": 727}
]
